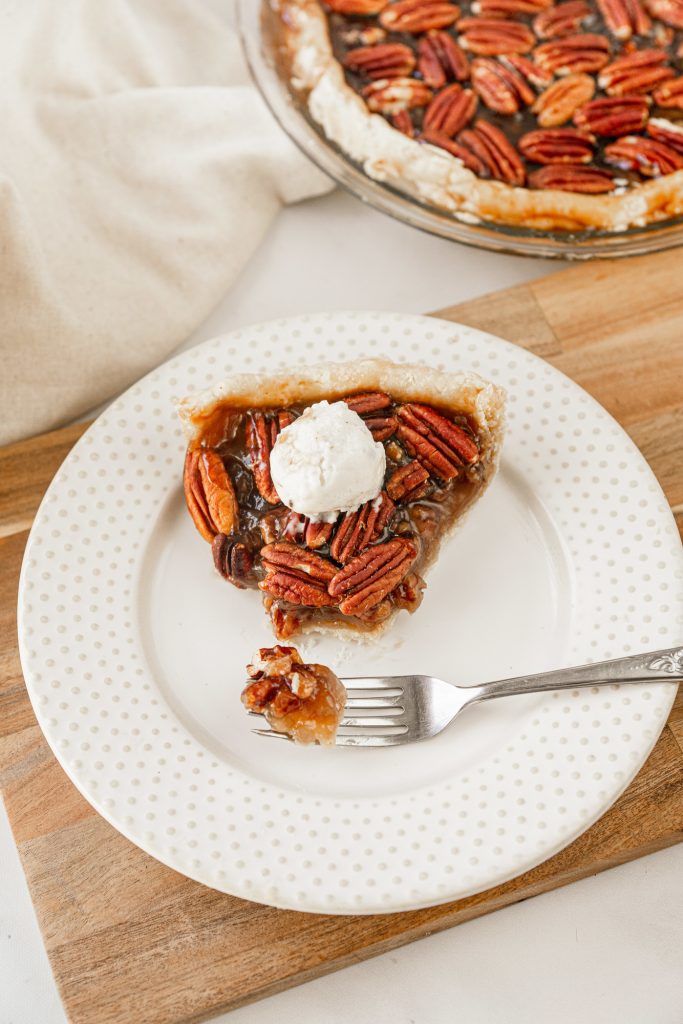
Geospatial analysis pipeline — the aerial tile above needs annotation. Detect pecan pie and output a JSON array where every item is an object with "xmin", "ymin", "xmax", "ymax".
[
  {"xmin": 242, "ymin": 645, "xmax": 346, "ymax": 744},
  {"xmin": 276, "ymin": 0, "xmax": 683, "ymax": 231},
  {"xmin": 177, "ymin": 358, "xmax": 504, "ymax": 640}
]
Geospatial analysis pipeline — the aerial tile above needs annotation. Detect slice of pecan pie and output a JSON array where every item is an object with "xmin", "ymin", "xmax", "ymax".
[
  {"xmin": 275, "ymin": 0, "xmax": 683, "ymax": 232},
  {"xmin": 177, "ymin": 358, "xmax": 505, "ymax": 640}
]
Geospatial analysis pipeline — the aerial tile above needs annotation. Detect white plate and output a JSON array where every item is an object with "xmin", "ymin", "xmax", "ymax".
[{"xmin": 18, "ymin": 312, "xmax": 683, "ymax": 914}]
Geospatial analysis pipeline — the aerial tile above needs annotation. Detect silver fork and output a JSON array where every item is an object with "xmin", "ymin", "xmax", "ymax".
[{"xmin": 252, "ymin": 646, "xmax": 683, "ymax": 746}]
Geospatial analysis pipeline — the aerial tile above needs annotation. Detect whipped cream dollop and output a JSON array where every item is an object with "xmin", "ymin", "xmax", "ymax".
[{"xmin": 269, "ymin": 400, "xmax": 386, "ymax": 522}]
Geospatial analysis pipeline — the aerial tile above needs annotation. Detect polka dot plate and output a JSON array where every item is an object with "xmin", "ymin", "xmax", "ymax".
[{"xmin": 18, "ymin": 312, "xmax": 683, "ymax": 914}]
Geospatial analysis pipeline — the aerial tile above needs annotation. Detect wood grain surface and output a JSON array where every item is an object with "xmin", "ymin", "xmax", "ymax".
[{"xmin": 1, "ymin": 248, "xmax": 682, "ymax": 1024}]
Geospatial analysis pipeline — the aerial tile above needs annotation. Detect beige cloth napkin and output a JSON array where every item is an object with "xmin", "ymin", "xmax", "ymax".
[{"xmin": 0, "ymin": 0, "xmax": 331, "ymax": 446}]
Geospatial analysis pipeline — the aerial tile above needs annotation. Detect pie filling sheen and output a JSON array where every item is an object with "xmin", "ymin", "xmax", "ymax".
[
  {"xmin": 278, "ymin": 0, "xmax": 683, "ymax": 230},
  {"xmin": 183, "ymin": 388, "xmax": 487, "ymax": 639}
]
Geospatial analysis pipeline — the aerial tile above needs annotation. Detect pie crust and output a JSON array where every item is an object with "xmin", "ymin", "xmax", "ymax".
[
  {"xmin": 178, "ymin": 357, "xmax": 505, "ymax": 639},
  {"xmin": 276, "ymin": 0, "xmax": 683, "ymax": 232}
]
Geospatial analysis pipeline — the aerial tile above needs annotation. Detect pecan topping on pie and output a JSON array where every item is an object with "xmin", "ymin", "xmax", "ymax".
[
  {"xmin": 528, "ymin": 162, "xmax": 616, "ymax": 187},
  {"xmin": 242, "ymin": 645, "xmax": 346, "ymax": 745},
  {"xmin": 178, "ymin": 359, "xmax": 504, "ymax": 640},
  {"xmin": 183, "ymin": 449, "xmax": 238, "ymax": 541},
  {"xmin": 278, "ymin": 0, "xmax": 683, "ymax": 231},
  {"xmin": 573, "ymin": 93, "xmax": 651, "ymax": 132},
  {"xmin": 423, "ymin": 82, "xmax": 479, "ymax": 133},
  {"xmin": 344, "ymin": 41, "xmax": 418, "ymax": 76},
  {"xmin": 329, "ymin": 537, "xmax": 418, "ymax": 614},
  {"xmin": 518, "ymin": 126, "xmax": 596, "ymax": 162},
  {"xmin": 471, "ymin": 57, "xmax": 536, "ymax": 113},
  {"xmin": 418, "ymin": 29, "xmax": 471, "ymax": 84},
  {"xmin": 380, "ymin": 0, "xmax": 463, "ymax": 32},
  {"xmin": 532, "ymin": 73, "xmax": 596, "ymax": 125}
]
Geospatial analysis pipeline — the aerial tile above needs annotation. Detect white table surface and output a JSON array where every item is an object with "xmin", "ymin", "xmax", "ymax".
[{"xmin": 2, "ymin": 189, "xmax": 683, "ymax": 1024}]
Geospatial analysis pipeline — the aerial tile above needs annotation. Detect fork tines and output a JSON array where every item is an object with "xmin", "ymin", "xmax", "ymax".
[{"xmin": 250, "ymin": 680, "xmax": 408, "ymax": 744}]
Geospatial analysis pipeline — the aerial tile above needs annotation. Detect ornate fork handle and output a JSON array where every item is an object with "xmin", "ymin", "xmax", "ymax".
[{"xmin": 468, "ymin": 646, "xmax": 683, "ymax": 705}]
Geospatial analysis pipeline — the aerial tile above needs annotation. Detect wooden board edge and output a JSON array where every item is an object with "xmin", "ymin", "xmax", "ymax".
[{"xmin": 154, "ymin": 832, "xmax": 683, "ymax": 1024}]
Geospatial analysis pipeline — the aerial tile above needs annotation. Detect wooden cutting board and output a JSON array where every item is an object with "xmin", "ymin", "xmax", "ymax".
[{"xmin": 1, "ymin": 249, "xmax": 683, "ymax": 1024}]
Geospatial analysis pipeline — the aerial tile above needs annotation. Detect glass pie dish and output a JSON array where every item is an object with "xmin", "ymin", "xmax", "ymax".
[{"xmin": 237, "ymin": 0, "xmax": 683, "ymax": 259}]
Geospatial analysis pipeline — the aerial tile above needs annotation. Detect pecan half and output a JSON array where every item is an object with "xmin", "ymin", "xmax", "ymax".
[
  {"xmin": 344, "ymin": 392, "xmax": 392, "ymax": 415},
  {"xmin": 326, "ymin": 0, "xmax": 389, "ymax": 12},
  {"xmin": 471, "ymin": 57, "xmax": 535, "ymax": 114},
  {"xmin": 458, "ymin": 17, "xmax": 536, "ymax": 55},
  {"xmin": 212, "ymin": 535, "xmax": 253, "ymax": 589},
  {"xmin": 386, "ymin": 460, "xmax": 431, "ymax": 501},
  {"xmin": 501, "ymin": 54, "xmax": 554, "ymax": 87},
  {"xmin": 261, "ymin": 542, "xmax": 337, "ymax": 582},
  {"xmin": 329, "ymin": 507, "xmax": 371, "ymax": 563},
  {"xmin": 330, "ymin": 491, "xmax": 395, "ymax": 561},
  {"xmin": 420, "ymin": 129, "xmax": 490, "ymax": 173},
  {"xmin": 260, "ymin": 543, "xmax": 337, "ymax": 607},
  {"xmin": 604, "ymin": 134, "xmax": 683, "ymax": 175},
  {"xmin": 363, "ymin": 77, "xmax": 433, "ymax": 114},
  {"xmin": 397, "ymin": 402, "xmax": 479, "ymax": 479},
  {"xmin": 644, "ymin": 0, "xmax": 683, "ymax": 28},
  {"xmin": 280, "ymin": 510, "xmax": 337, "ymax": 549},
  {"xmin": 534, "ymin": 34, "xmax": 611, "ymax": 75},
  {"xmin": 343, "ymin": 43, "xmax": 416, "ymax": 79},
  {"xmin": 344, "ymin": 392, "xmax": 397, "ymax": 440},
  {"xmin": 198, "ymin": 451, "xmax": 239, "ymax": 535},
  {"xmin": 423, "ymin": 84, "xmax": 478, "ymax": 136},
  {"xmin": 573, "ymin": 95, "xmax": 650, "ymax": 135},
  {"xmin": 647, "ymin": 117, "xmax": 683, "ymax": 154},
  {"xmin": 329, "ymin": 538, "xmax": 418, "ymax": 615},
  {"xmin": 379, "ymin": 0, "xmax": 461, "ymax": 31},
  {"xmin": 368, "ymin": 415, "xmax": 399, "ymax": 441},
  {"xmin": 246, "ymin": 412, "xmax": 287, "ymax": 505},
  {"xmin": 184, "ymin": 449, "xmax": 238, "ymax": 541},
  {"xmin": 596, "ymin": 0, "xmax": 651, "ymax": 38},
  {"xmin": 518, "ymin": 127, "xmax": 595, "ymax": 163},
  {"xmin": 533, "ymin": 73, "xmax": 596, "ymax": 126},
  {"xmin": 472, "ymin": 0, "xmax": 552, "ymax": 13},
  {"xmin": 262, "ymin": 509, "xmax": 331, "ymax": 549},
  {"xmin": 598, "ymin": 50, "xmax": 675, "ymax": 96},
  {"xmin": 418, "ymin": 30, "xmax": 470, "ymax": 87},
  {"xmin": 653, "ymin": 77, "xmax": 683, "ymax": 109},
  {"xmin": 183, "ymin": 449, "xmax": 214, "ymax": 542},
  {"xmin": 533, "ymin": 0, "xmax": 592, "ymax": 38},
  {"xmin": 457, "ymin": 120, "xmax": 526, "ymax": 184},
  {"xmin": 528, "ymin": 164, "xmax": 616, "ymax": 191},
  {"xmin": 305, "ymin": 519, "xmax": 337, "ymax": 549}
]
